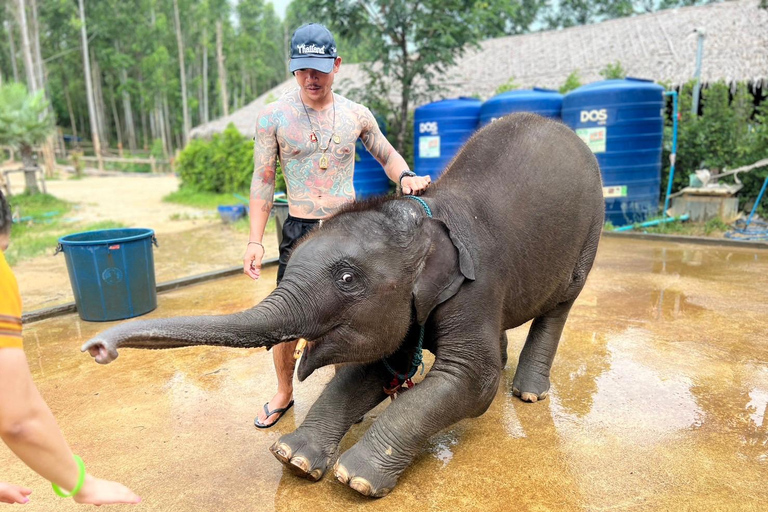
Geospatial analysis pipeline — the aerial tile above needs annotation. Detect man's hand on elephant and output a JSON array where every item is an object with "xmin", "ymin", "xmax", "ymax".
[
  {"xmin": 401, "ymin": 175, "xmax": 431, "ymax": 196},
  {"xmin": 243, "ymin": 242, "xmax": 265, "ymax": 280}
]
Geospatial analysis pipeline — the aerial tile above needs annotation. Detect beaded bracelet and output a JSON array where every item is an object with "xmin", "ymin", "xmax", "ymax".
[
  {"xmin": 52, "ymin": 455, "xmax": 86, "ymax": 498},
  {"xmin": 399, "ymin": 170, "xmax": 417, "ymax": 186},
  {"xmin": 248, "ymin": 241, "xmax": 264, "ymax": 250}
]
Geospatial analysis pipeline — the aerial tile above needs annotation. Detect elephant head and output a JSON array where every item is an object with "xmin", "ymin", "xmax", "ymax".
[{"xmin": 82, "ymin": 197, "xmax": 475, "ymax": 380}]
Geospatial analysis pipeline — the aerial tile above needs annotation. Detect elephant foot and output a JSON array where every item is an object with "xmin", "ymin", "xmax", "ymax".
[
  {"xmin": 512, "ymin": 368, "xmax": 550, "ymax": 403},
  {"xmin": 512, "ymin": 386, "xmax": 548, "ymax": 403},
  {"xmin": 270, "ymin": 432, "xmax": 335, "ymax": 482},
  {"xmin": 333, "ymin": 445, "xmax": 398, "ymax": 498}
]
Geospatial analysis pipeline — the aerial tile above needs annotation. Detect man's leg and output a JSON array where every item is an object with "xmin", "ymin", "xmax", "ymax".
[{"xmin": 255, "ymin": 216, "xmax": 313, "ymax": 427}]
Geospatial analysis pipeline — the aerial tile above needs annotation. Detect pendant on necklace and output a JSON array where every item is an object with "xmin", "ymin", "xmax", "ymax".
[
  {"xmin": 333, "ymin": 134, "xmax": 340, "ymax": 144},
  {"xmin": 319, "ymin": 153, "xmax": 329, "ymax": 170},
  {"xmin": 310, "ymin": 133, "xmax": 317, "ymax": 143}
]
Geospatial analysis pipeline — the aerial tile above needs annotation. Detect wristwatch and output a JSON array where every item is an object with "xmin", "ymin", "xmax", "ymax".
[{"xmin": 399, "ymin": 170, "xmax": 417, "ymax": 186}]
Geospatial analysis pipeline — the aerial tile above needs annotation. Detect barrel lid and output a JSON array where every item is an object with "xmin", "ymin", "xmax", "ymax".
[{"xmin": 416, "ymin": 97, "xmax": 482, "ymax": 110}]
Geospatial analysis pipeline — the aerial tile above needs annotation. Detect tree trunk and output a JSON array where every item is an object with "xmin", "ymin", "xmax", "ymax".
[
  {"xmin": 109, "ymin": 82, "xmax": 123, "ymax": 156},
  {"xmin": 30, "ymin": 0, "xmax": 44, "ymax": 92},
  {"xmin": 202, "ymin": 26, "xmax": 209, "ymax": 124},
  {"xmin": 216, "ymin": 21, "xmax": 228, "ymax": 117},
  {"xmin": 77, "ymin": 0, "xmax": 102, "ymax": 170},
  {"xmin": 91, "ymin": 53, "xmax": 108, "ymax": 150},
  {"xmin": 117, "ymin": 43, "xmax": 137, "ymax": 151},
  {"xmin": 162, "ymin": 92, "xmax": 173, "ymax": 156},
  {"xmin": 63, "ymin": 80, "xmax": 77, "ymax": 140},
  {"xmin": 173, "ymin": 0, "xmax": 190, "ymax": 145},
  {"xmin": 5, "ymin": 16, "xmax": 20, "ymax": 82},
  {"xmin": 20, "ymin": 144, "xmax": 40, "ymax": 194},
  {"xmin": 16, "ymin": 0, "xmax": 36, "ymax": 92}
]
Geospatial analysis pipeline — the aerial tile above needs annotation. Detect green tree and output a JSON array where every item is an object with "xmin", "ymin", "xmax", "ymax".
[
  {"xmin": 663, "ymin": 81, "xmax": 768, "ymax": 215},
  {"xmin": 0, "ymin": 82, "xmax": 53, "ymax": 194},
  {"xmin": 599, "ymin": 61, "xmax": 627, "ymax": 79},
  {"xmin": 559, "ymin": 70, "xmax": 581, "ymax": 93},
  {"xmin": 495, "ymin": 77, "xmax": 519, "ymax": 95},
  {"xmin": 304, "ymin": 0, "xmax": 496, "ymax": 155},
  {"xmin": 472, "ymin": 0, "xmax": 544, "ymax": 37}
]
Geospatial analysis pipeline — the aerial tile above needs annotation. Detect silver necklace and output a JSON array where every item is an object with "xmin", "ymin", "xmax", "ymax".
[{"xmin": 300, "ymin": 91, "xmax": 338, "ymax": 170}]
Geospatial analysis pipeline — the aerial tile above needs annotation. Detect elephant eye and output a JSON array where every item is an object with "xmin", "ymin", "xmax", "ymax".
[{"xmin": 340, "ymin": 272, "xmax": 354, "ymax": 283}]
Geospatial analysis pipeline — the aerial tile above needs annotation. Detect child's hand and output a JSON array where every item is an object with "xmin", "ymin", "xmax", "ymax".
[{"xmin": 0, "ymin": 482, "xmax": 32, "ymax": 504}]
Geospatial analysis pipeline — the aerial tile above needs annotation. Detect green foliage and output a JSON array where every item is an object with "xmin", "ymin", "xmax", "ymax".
[
  {"xmin": 495, "ymin": 77, "xmax": 520, "ymax": 95},
  {"xmin": 662, "ymin": 81, "xmax": 768, "ymax": 216},
  {"xmin": 559, "ymin": 71, "xmax": 582, "ymax": 94},
  {"xmin": 0, "ymin": 83, "xmax": 54, "ymax": 151},
  {"xmin": 150, "ymin": 139, "xmax": 166, "ymax": 159},
  {"xmin": 599, "ymin": 61, "xmax": 627, "ymax": 80},
  {"xmin": 175, "ymin": 123, "xmax": 285, "ymax": 195},
  {"xmin": 312, "ymin": 0, "xmax": 510, "ymax": 154},
  {"xmin": 164, "ymin": 188, "xmax": 250, "ymax": 209}
]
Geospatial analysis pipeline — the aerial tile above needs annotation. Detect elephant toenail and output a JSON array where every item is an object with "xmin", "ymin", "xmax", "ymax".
[
  {"xmin": 349, "ymin": 477, "xmax": 373, "ymax": 496},
  {"xmin": 334, "ymin": 463, "xmax": 349, "ymax": 484},
  {"xmin": 290, "ymin": 456, "xmax": 310, "ymax": 473},
  {"xmin": 271, "ymin": 442, "xmax": 292, "ymax": 462},
  {"xmin": 521, "ymin": 392, "xmax": 538, "ymax": 403}
]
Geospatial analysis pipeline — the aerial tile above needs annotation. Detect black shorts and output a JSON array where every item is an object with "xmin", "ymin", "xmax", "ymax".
[{"xmin": 277, "ymin": 215, "xmax": 322, "ymax": 284}]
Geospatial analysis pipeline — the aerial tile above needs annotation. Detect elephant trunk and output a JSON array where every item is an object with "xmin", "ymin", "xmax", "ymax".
[{"xmin": 81, "ymin": 291, "xmax": 308, "ymax": 364}]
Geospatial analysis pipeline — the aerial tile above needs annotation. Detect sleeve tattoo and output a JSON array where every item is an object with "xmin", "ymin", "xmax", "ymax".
[
  {"xmin": 360, "ymin": 108, "xmax": 395, "ymax": 167},
  {"xmin": 252, "ymin": 111, "xmax": 278, "ymax": 212}
]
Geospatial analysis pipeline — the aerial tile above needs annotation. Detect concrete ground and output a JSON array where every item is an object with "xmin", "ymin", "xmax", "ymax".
[{"xmin": 3, "ymin": 236, "xmax": 767, "ymax": 511}]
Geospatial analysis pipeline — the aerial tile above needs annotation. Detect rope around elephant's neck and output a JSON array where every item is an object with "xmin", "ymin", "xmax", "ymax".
[{"xmin": 381, "ymin": 195, "xmax": 432, "ymax": 391}]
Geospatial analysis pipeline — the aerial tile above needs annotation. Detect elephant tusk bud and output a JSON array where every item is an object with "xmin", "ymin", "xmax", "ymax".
[{"xmin": 294, "ymin": 338, "xmax": 307, "ymax": 360}]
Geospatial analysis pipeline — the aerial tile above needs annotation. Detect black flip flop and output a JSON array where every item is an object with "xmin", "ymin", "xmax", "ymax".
[{"xmin": 254, "ymin": 400, "xmax": 294, "ymax": 429}]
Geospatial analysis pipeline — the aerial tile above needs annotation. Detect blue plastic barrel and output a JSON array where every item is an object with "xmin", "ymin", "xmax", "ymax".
[
  {"xmin": 562, "ymin": 78, "xmax": 665, "ymax": 226},
  {"xmin": 480, "ymin": 88, "xmax": 563, "ymax": 127},
  {"xmin": 354, "ymin": 115, "xmax": 390, "ymax": 199},
  {"xmin": 57, "ymin": 228, "xmax": 158, "ymax": 322},
  {"xmin": 414, "ymin": 98, "xmax": 482, "ymax": 180}
]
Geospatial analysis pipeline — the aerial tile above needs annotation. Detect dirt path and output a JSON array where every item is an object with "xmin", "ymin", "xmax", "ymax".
[{"xmin": 11, "ymin": 173, "xmax": 279, "ymax": 312}]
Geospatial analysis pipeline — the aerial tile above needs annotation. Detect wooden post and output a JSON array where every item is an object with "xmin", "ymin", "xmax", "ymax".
[{"xmin": 150, "ymin": 155, "xmax": 156, "ymax": 174}]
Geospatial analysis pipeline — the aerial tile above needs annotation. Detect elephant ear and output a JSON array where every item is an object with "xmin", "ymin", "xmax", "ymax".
[{"xmin": 413, "ymin": 218, "xmax": 475, "ymax": 325}]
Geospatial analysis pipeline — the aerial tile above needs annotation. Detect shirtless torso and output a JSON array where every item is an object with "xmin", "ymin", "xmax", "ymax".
[{"xmin": 252, "ymin": 89, "xmax": 396, "ymax": 219}]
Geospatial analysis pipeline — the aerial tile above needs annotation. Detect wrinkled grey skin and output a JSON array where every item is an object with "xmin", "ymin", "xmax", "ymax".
[{"xmin": 83, "ymin": 113, "xmax": 604, "ymax": 498}]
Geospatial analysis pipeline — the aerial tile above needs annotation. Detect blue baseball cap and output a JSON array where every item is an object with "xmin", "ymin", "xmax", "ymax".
[{"xmin": 289, "ymin": 23, "xmax": 337, "ymax": 74}]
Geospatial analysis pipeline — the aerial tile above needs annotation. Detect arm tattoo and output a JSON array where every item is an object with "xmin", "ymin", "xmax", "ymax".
[
  {"xmin": 252, "ymin": 110, "xmax": 278, "ymax": 210},
  {"xmin": 360, "ymin": 108, "xmax": 395, "ymax": 167}
]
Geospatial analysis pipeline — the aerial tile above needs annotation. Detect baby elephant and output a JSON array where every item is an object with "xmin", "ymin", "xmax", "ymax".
[{"xmin": 83, "ymin": 113, "xmax": 604, "ymax": 497}]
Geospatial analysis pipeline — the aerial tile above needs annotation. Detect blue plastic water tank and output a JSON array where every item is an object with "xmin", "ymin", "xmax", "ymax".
[
  {"xmin": 414, "ymin": 98, "xmax": 482, "ymax": 180},
  {"xmin": 562, "ymin": 78, "xmax": 665, "ymax": 226},
  {"xmin": 354, "ymin": 115, "xmax": 390, "ymax": 199},
  {"xmin": 480, "ymin": 88, "xmax": 563, "ymax": 127},
  {"xmin": 57, "ymin": 228, "xmax": 158, "ymax": 322}
]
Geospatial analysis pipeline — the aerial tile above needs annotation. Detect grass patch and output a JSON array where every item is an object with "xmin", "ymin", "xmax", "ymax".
[
  {"xmin": 164, "ymin": 188, "xmax": 250, "ymax": 210},
  {"xmin": 605, "ymin": 216, "xmax": 731, "ymax": 237},
  {"xmin": 5, "ymin": 193, "xmax": 128, "ymax": 265}
]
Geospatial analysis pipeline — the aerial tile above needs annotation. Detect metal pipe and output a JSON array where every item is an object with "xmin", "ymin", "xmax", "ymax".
[
  {"xmin": 744, "ymin": 177, "xmax": 768, "ymax": 229},
  {"xmin": 613, "ymin": 214, "xmax": 690, "ymax": 232},
  {"xmin": 663, "ymin": 90, "xmax": 679, "ymax": 219}
]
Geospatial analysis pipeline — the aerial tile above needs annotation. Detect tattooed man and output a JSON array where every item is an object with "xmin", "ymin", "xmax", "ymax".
[{"xmin": 244, "ymin": 23, "xmax": 431, "ymax": 428}]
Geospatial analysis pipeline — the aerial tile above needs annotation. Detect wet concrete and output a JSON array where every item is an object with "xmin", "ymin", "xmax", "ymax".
[{"xmin": 4, "ymin": 236, "xmax": 767, "ymax": 511}]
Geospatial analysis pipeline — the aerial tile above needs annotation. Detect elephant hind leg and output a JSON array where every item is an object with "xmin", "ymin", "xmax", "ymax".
[
  {"xmin": 500, "ymin": 331, "xmax": 509, "ymax": 369},
  {"xmin": 513, "ymin": 298, "xmax": 575, "ymax": 402}
]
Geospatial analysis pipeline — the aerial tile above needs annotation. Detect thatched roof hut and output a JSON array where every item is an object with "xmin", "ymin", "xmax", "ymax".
[{"xmin": 190, "ymin": 0, "xmax": 768, "ymax": 139}]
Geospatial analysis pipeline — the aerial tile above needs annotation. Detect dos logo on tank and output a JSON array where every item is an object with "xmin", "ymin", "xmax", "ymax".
[
  {"xmin": 419, "ymin": 122, "xmax": 439, "ymax": 135},
  {"xmin": 580, "ymin": 109, "xmax": 608, "ymax": 123}
]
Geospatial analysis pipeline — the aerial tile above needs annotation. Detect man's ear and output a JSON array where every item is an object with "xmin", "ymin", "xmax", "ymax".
[{"xmin": 412, "ymin": 218, "xmax": 475, "ymax": 325}]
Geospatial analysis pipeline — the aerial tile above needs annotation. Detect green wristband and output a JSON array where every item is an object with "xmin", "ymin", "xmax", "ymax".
[{"xmin": 52, "ymin": 455, "xmax": 86, "ymax": 498}]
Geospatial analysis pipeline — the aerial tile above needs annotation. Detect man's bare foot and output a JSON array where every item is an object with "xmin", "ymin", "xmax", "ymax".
[{"xmin": 255, "ymin": 392, "xmax": 294, "ymax": 428}]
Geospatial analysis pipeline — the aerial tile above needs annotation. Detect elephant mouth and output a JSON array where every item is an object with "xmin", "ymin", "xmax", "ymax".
[{"xmin": 296, "ymin": 337, "xmax": 319, "ymax": 381}]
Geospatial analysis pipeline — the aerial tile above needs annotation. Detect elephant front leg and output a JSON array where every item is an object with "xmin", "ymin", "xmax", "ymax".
[
  {"xmin": 335, "ymin": 343, "xmax": 502, "ymax": 497},
  {"xmin": 270, "ymin": 363, "xmax": 388, "ymax": 481},
  {"xmin": 513, "ymin": 298, "xmax": 575, "ymax": 402}
]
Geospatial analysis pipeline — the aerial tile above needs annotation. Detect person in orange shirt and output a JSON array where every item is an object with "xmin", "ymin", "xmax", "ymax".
[{"xmin": 0, "ymin": 190, "xmax": 141, "ymax": 506}]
